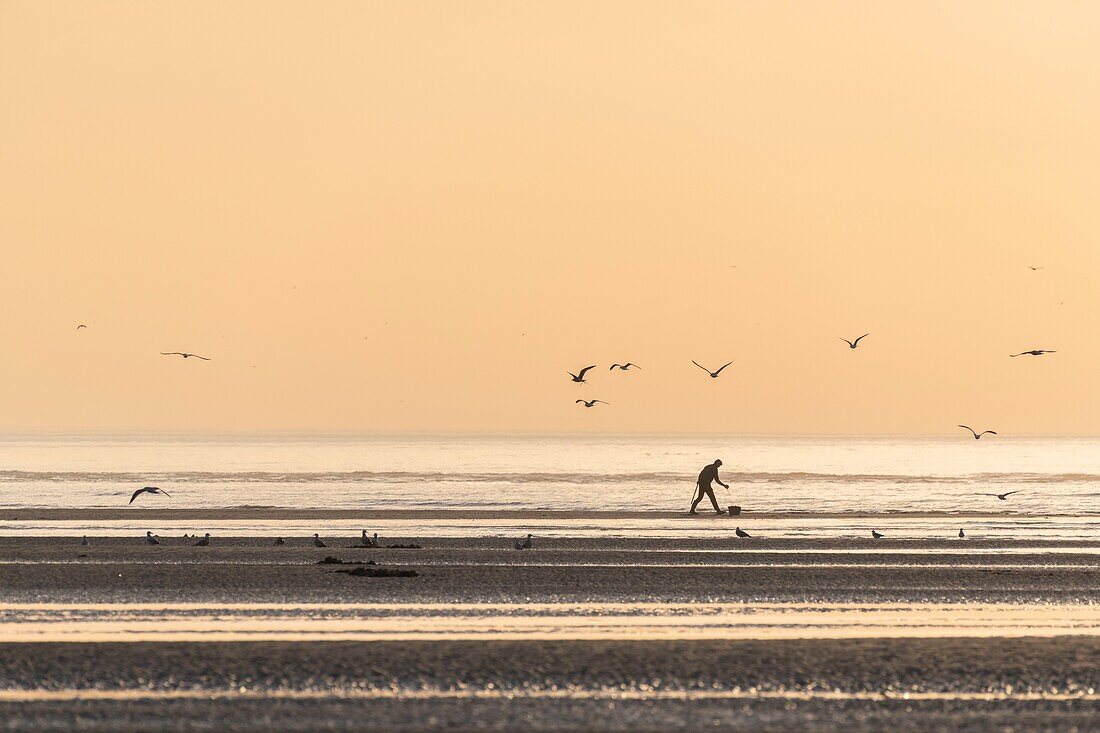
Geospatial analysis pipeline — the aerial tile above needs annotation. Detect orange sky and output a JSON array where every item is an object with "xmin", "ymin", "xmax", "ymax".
[{"xmin": 1, "ymin": 1, "xmax": 1099, "ymax": 434}]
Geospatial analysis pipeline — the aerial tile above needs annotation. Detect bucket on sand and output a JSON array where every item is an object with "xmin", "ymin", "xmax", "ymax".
[{"xmin": 727, "ymin": 505, "xmax": 741, "ymax": 516}]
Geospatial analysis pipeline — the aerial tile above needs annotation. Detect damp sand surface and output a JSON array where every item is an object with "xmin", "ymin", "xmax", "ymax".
[{"xmin": 1, "ymin": 533, "xmax": 1098, "ymax": 731}]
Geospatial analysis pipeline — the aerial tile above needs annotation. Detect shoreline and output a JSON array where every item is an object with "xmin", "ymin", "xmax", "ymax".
[{"xmin": 0, "ymin": 508, "xmax": 1070, "ymax": 521}]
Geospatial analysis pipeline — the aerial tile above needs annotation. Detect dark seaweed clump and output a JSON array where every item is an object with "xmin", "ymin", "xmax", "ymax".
[{"xmin": 336, "ymin": 566, "xmax": 418, "ymax": 578}]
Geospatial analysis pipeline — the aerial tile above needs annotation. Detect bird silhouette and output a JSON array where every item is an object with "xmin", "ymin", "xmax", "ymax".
[
  {"xmin": 734, "ymin": 527, "xmax": 751, "ymax": 538},
  {"xmin": 693, "ymin": 360, "xmax": 734, "ymax": 379},
  {"xmin": 958, "ymin": 425, "xmax": 997, "ymax": 440},
  {"xmin": 978, "ymin": 491, "xmax": 1021, "ymax": 501},
  {"xmin": 358, "ymin": 530, "xmax": 378, "ymax": 547},
  {"xmin": 514, "ymin": 533, "xmax": 533, "ymax": 549},
  {"xmin": 958, "ymin": 529, "xmax": 966, "ymax": 538},
  {"xmin": 161, "ymin": 352, "xmax": 211, "ymax": 360},
  {"xmin": 145, "ymin": 531, "xmax": 160, "ymax": 546},
  {"xmin": 312, "ymin": 533, "xmax": 327, "ymax": 547},
  {"xmin": 129, "ymin": 486, "xmax": 170, "ymax": 504},
  {"xmin": 609, "ymin": 363, "xmax": 640, "ymax": 371},
  {"xmin": 841, "ymin": 334, "xmax": 869, "ymax": 349},
  {"xmin": 193, "ymin": 533, "xmax": 211, "ymax": 546},
  {"xmin": 575, "ymin": 399, "xmax": 609, "ymax": 408},
  {"xmin": 567, "ymin": 366, "xmax": 597, "ymax": 383},
  {"xmin": 1027, "ymin": 266, "xmax": 1043, "ymax": 271},
  {"xmin": 871, "ymin": 530, "xmax": 884, "ymax": 539},
  {"xmin": 81, "ymin": 535, "xmax": 89, "ymax": 546},
  {"xmin": 76, "ymin": 324, "xmax": 87, "ymax": 330},
  {"xmin": 1010, "ymin": 350, "xmax": 1055, "ymax": 357}
]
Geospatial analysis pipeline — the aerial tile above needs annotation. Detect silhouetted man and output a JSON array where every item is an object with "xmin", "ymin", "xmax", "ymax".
[{"xmin": 690, "ymin": 459, "xmax": 728, "ymax": 515}]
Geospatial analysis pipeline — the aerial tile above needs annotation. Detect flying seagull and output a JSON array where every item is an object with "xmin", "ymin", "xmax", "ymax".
[
  {"xmin": 693, "ymin": 360, "xmax": 734, "ymax": 379},
  {"xmin": 1010, "ymin": 350, "xmax": 1055, "ymax": 357},
  {"xmin": 609, "ymin": 363, "xmax": 640, "ymax": 371},
  {"xmin": 958, "ymin": 425, "xmax": 997, "ymax": 440},
  {"xmin": 567, "ymin": 366, "xmax": 597, "ymax": 383},
  {"xmin": 129, "ymin": 486, "xmax": 170, "ymax": 504},
  {"xmin": 161, "ymin": 352, "xmax": 211, "ymax": 360},
  {"xmin": 978, "ymin": 491, "xmax": 1022, "ymax": 501},
  {"xmin": 76, "ymin": 324, "xmax": 87, "ymax": 330},
  {"xmin": 193, "ymin": 533, "xmax": 211, "ymax": 546},
  {"xmin": 145, "ymin": 531, "xmax": 160, "ymax": 546},
  {"xmin": 576, "ymin": 399, "xmax": 609, "ymax": 408},
  {"xmin": 841, "ymin": 334, "xmax": 869, "ymax": 349},
  {"xmin": 312, "ymin": 533, "xmax": 327, "ymax": 548},
  {"xmin": 871, "ymin": 530, "xmax": 884, "ymax": 539},
  {"xmin": 1027, "ymin": 266, "xmax": 1043, "ymax": 271}
]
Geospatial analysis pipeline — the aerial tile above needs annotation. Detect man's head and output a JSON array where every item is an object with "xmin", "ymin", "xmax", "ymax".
[{"xmin": 714, "ymin": 459, "xmax": 722, "ymax": 467}]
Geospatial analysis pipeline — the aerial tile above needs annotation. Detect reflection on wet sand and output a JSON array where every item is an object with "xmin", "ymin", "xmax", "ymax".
[
  {"xmin": 2, "ymin": 687, "xmax": 1099, "ymax": 703},
  {"xmin": 2, "ymin": 602, "xmax": 1099, "ymax": 642}
]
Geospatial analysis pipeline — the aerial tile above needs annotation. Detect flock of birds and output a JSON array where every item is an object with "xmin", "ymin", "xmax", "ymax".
[
  {"xmin": 86, "ymin": 525, "xmax": 984, "ymax": 545},
  {"xmin": 118, "ymin": 529, "xmax": 384, "ymax": 547},
  {"xmin": 81, "ymin": 528, "xmax": 550, "ymax": 551},
  {"xmin": 568, "ymin": 332, "xmax": 1056, "ymax": 414}
]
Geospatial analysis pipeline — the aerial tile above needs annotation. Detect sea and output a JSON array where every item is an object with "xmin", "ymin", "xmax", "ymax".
[{"xmin": 0, "ymin": 434, "xmax": 1097, "ymax": 539}]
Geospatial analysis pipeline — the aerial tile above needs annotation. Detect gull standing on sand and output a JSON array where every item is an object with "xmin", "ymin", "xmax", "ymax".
[
  {"xmin": 161, "ymin": 352, "xmax": 211, "ymax": 360},
  {"xmin": 514, "ymin": 533, "xmax": 533, "ymax": 549},
  {"xmin": 358, "ymin": 530, "xmax": 378, "ymax": 547},
  {"xmin": 193, "ymin": 533, "xmax": 211, "ymax": 546},
  {"xmin": 871, "ymin": 530, "xmax": 884, "ymax": 539},
  {"xmin": 313, "ymin": 533, "xmax": 327, "ymax": 547},
  {"xmin": 129, "ymin": 486, "xmax": 171, "ymax": 504},
  {"xmin": 978, "ymin": 491, "xmax": 1022, "ymax": 501},
  {"xmin": 734, "ymin": 527, "xmax": 751, "ymax": 538},
  {"xmin": 958, "ymin": 425, "xmax": 997, "ymax": 440},
  {"xmin": 959, "ymin": 529, "xmax": 966, "ymax": 538},
  {"xmin": 145, "ymin": 531, "xmax": 160, "ymax": 545},
  {"xmin": 81, "ymin": 535, "xmax": 89, "ymax": 546},
  {"xmin": 692, "ymin": 360, "xmax": 733, "ymax": 379},
  {"xmin": 567, "ymin": 366, "xmax": 597, "ymax": 383}
]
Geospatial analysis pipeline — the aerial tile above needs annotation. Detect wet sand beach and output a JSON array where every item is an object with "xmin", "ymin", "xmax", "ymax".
[
  {"xmin": 1, "ymin": 639, "xmax": 1099, "ymax": 732},
  {"xmin": 0, "ymin": 529, "xmax": 1097, "ymax": 730},
  {"xmin": 1, "ymin": 536, "xmax": 1100, "ymax": 605}
]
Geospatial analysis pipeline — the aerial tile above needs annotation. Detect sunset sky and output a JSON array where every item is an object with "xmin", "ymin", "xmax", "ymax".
[{"xmin": 2, "ymin": 1, "xmax": 1099, "ymax": 434}]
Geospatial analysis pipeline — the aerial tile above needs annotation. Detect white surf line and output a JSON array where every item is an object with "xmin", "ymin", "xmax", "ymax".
[{"xmin": 0, "ymin": 688, "xmax": 1096, "ymax": 703}]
